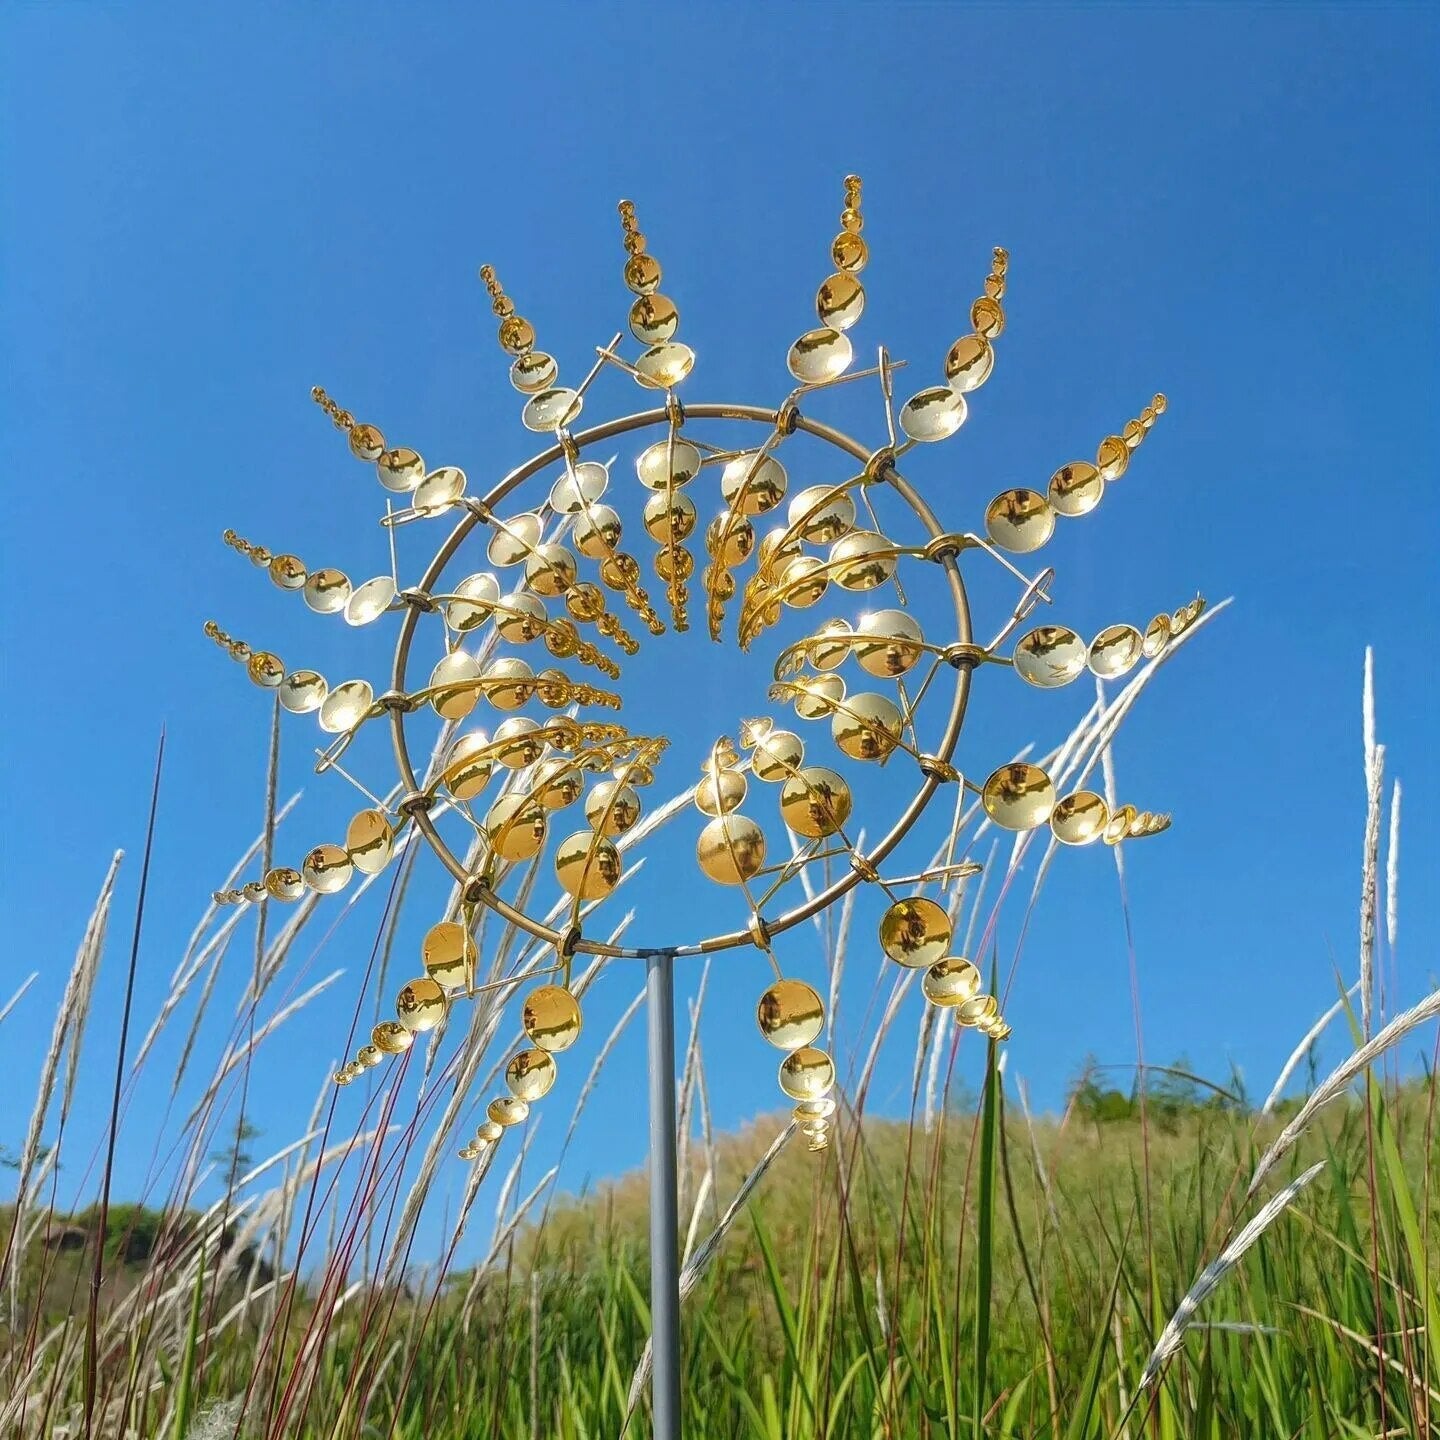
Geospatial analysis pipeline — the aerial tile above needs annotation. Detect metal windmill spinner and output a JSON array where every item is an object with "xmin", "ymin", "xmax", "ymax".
[{"xmin": 205, "ymin": 174, "xmax": 1202, "ymax": 1165}]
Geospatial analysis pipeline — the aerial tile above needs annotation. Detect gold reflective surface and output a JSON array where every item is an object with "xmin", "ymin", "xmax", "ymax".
[
  {"xmin": 779, "ymin": 767, "xmax": 852, "ymax": 838},
  {"xmin": 879, "ymin": 897, "xmax": 951, "ymax": 968},
  {"xmin": 899, "ymin": 386, "xmax": 967, "ymax": 442},
  {"xmin": 396, "ymin": 976, "xmax": 447, "ymax": 1033},
  {"xmin": 695, "ymin": 767, "xmax": 747, "ymax": 817},
  {"xmin": 829, "ymin": 531, "xmax": 895, "ymax": 590},
  {"xmin": 522, "ymin": 985, "xmax": 582, "ymax": 1052},
  {"xmin": 1088, "ymin": 624, "xmax": 1143, "ymax": 678},
  {"xmin": 1048, "ymin": 461, "xmax": 1104, "ymax": 518},
  {"xmin": 1049, "ymin": 790, "xmax": 1109, "ymax": 845},
  {"xmin": 1013, "ymin": 625, "xmax": 1086, "ymax": 688},
  {"xmin": 756, "ymin": 979, "xmax": 825, "ymax": 1051},
  {"xmin": 265, "ymin": 866, "xmax": 305, "ymax": 902},
  {"xmin": 751, "ymin": 729, "xmax": 804, "ymax": 781},
  {"xmin": 377, "ymin": 447, "xmax": 426, "ymax": 493},
  {"xmin": 506, "ymin": 1047, "xmax": 557, "ymax": 1101},
  {"xmin": 422, "ymin": 920, "xmax": 476, "ymax": 990},
  {"xmin": 485, "ymin": 794, "xmax": 548, "ymax": 861},
  {"xmin": 373, "ymin": 1020, "xmax": 413, "ymax": 1054},
  {"xmin": 303, "ymin": 567, "xmax": 351, "ymax": 614},
  {"xmin": 855, "ymin": 609, "xmax": 924, "ymax": 676},
  {"xmin": 554, "ymin": 832, "xmax": 622, "ymax": 898},
  {"xmin": 721, "ymin": 453, "xmax": 787, "ymax": 515},
  {"xmin": 984, "ymin": 489, "xmax": 1055, "ymax": 554},
  {"xmin": 832, "ymin": 692, "xmax": 902, "ymax": 761},
  {"xmin": 816, "ymin": 271, "xmax": 865, "ymax": 331},
  {"xmin": 346, "ymin": 808, "xmax": 393, "ymax": 874},
  {"xmin": 944, "ymin": 334, "xmax": 994, "ymax": 392},
  {"xmin": 788, "ymin": 327, "xmax": 853, "ymax": 384},
  {"xmin": 302, "ymin": 843, "xmax": 353, "ymax": 894},
  {"xmin": 778, "ymin": 1047, "xmax": 835, "ymax": 1100},
  {"xmin": 488, "ymin": 1095, "xmax": 530, "ymax": 1127},
  {"xmin": 922, "ymin": 957, "xmax": 982, "ymax": 1006},
  {"xmin": 981, "ymin": 762, "xmax": 1057, "ymax": 831},
  {"xmin": 696, "ymin": 813, "xmax": 767, "ymax": 884}
]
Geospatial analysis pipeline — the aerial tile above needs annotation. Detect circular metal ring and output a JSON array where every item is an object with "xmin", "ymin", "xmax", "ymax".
[{"xmin": 389, "ymin": 401, "xmax": 973, "ymax": 960}]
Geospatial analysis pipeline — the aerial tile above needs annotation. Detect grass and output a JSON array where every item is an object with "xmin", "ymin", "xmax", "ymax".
[{"xmin": 1, "ymin": 632, "xmax": 1434, "ymax": 1438}]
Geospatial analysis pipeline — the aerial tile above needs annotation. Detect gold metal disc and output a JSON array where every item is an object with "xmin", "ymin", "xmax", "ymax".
[
  {"xmin": 415, "ymin": 466, "xmax": 466, "ymax": 514},
  {"xmin": 554, "ymin": 832, "xmax": 622, "ymax": 899},
  {"xmin": 1088, "ymin": 624, "xmax": 1143, "ymax": 679},
  {"xmin": 778, "ymin": 1047, "xmax": 835, "ymax": 1101},
  {"xmin": 777, "ymin": 554, "xmax": 828, "ymax": 608},
  {"xmin": 346, "ymin": 809, "xmax": 393, "ymax": 875},
  {"xmin": 829, "ymin": 531, "xmax": 895, "ymax": 590},
  {"xmin": 751, "ymin": 729, "xmax": 804, "ymax": 781},
  {"xmin": 696, "ymin": 813, "xmax": 767, "ymax": 885},
  {"xmin": 984, "ymin": 489, "xmax": 1055, "ymax": 554},
  {"xmin": 944, "ymin": 334, "xmax": 994, "ymax": 393},
  {"xmin": 1096, "ymin": 435, "xmax": 1129, "ymax": 481},
  {"xmin": 899, "ymin": 386, "xmax": 967, "ymax": 443},
  {"xmin": 264, "ymin": 866, "xmax": 305, "ymax": 902},
  {"xmin": 246, "ymin": 652, "xmax": 284, "ymax": 689},
  {"xmin": 779, "ymin": 767, "xmax": 852, "ymax": 839},
  {"xmin": 636, "ymin": 438, "xmax": 702, "ymax": 490},
  {"xmin": 357, "ymin": 1044, "xmax": 383, "ymax": 1069},
  {"xmin": 429, "ymin": 651, "xmax": 482, "ymax": 719},
  {"xmin": 521, "ymin": 387, "xmax": 583, "ymax": 433},
  {"xmin": 505, "ymin": 1047, "xmax": 557, "ymax": 1102},
  {"xmin": 422, "ymin": 920, "xmax": 476, "ymax": 990},
  {"xmin": 487, "ymin": 512, "xmax": 542, "ymax": 567},
  {"xmin": 1048, "ymin": 461, "xmax": 1104, "ymax": 518},
  {"xmin": 1049, "ymin": 790, "xmax": 1109, "ymax": 845},
  {"xmin": 301, "ymin": 843, "xmax": 353, "ymax": 894},
  {"xmin": 787, "ymin": 485, "xmax": 856, "ymax": 545},
  {"xmin": 794, "ymin": 1095, "xmax": 837, "ymax": 1119},
  {"xmin": 855, "ymin": 609, "xmax": 924, "ymax": 677},
  {"xmin": 584, "ymin": 779, "xmax": 641, "ymax": 835},
  {"xmin": 442, "ymin": 730, "xmax": 493, "ymax": 800},
  {"xmin": 981, "ymin": 762, "xmax": 1057, "ymax": 831},
  {"xmin": 831, "ymin": 231, "xmax": 867, "ymax": 272},
  {"xmin": 268, "ymin": 554, "xmax": 307, "ymax": 590},
  {"xmin": 879, "ymin": 897, "xmax": 952, "ymax": 968},
  {"xmin": 318, "ymin": 679, "xmax": 374, "ymax": 735},
  {"xmin": 279, "ymin": 670, "xmax": 327, "ymax": 714},
  {"xmin": 488, "ymin": 1095, "xmax": 530, "ymax": 1127},
  {"xmin": 787, "ymin": 327, "xmax": 853, "ymax": 384},
  {"xmin": 377, "ymin": 447, "xmax": 425, "ymax": 493},
  {"xmin": 476, "ymin": 1118, "xmax": 505, "ymax": 1144},
  {"xmin": 635, "ymin": 343, "xmax": 695, "ymax": 389},
  {"xmin": 548, "ymin": 461, "xmax": 609, "ymax": 515},
  {"xmin": 832, "ymin": 693, "xmax": 902, "ymax": 761},
  {"xmin": 705, "ymin": 511, "xmax": 754, "ymax": 564},
  {"xmin": 922, "ymin": 957, "xmax": 982, "ymax": 1006},
  {"xmin": 721, "ymin": 453, "xmax": 787, "ymax": 515},
  {"xmin": 510, "ymin": 351, "xmax": 558, "ymax": 393},
  {"xmin": 816, "ymin": 271, "xmax": 865, "ymax": 331},
  {"xmin": 1142, "ymin": 614, "xmax": 1172, "ymax": 658},
  {"xmin": 756, "ymin": 979, "xmax": 825, "ymax": 1051},
  {"xmin": 303, "ymin": 568, "xmax": 351, "ymax": 615},
  {"xmin": 344, "ymin": 576, "xmax": 396, "ymax": 627},
  {"xmin": 485, "ymin": 794, "xmax": 548, "ymax": 861},
  {"xmin": 491, "ymin": 715, "xmax": 545, "ymax": 768},
  {"xmin": 373, "ymin": 1020, "xmax": 414, "ymax": 1054},
  {"xmin": 1013, "ymin": 626, "xmax": 1087, "ymax": 688},
  {"xmin": 522, "ymin": 985, "xmax": 582, "ymax": 1052},
  {"xmin": 695, "ymin": 768, "xmax": 747, "ymax": 817},
  {"xmin": 629, "ymin": 294, "xmax": 679, "ymax": 345},
  {"xmin": 396, "ymin": 976, "xmax": 448, "ymax": 1033},
  {"xmin": 957, "ymin": 993, "xmax": 999, "ymax": 1027},
  {"xmin": 643, "ymin": 490, "xmax": 697, "ymax": 543}
]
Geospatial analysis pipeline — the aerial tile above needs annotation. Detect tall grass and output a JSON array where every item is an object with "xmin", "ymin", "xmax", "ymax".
[{"xmin": 1, "ymin": 635, "xmax": 1434, "ymax": 1438}]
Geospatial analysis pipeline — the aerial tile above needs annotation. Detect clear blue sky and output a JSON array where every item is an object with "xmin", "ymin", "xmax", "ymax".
[{"xmin": 3, "ymin": 4, "xmax": 1436, "ymax": 1245}]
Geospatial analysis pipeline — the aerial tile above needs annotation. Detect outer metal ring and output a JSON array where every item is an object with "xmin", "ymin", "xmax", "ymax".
[{"xmin": 389, "ymin": 402, "xmax": 973, "ymax": 959}]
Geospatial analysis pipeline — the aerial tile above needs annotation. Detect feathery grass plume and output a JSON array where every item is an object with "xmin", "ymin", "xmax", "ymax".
[
  {"xmin": 4, "ymin": 851, "xmax": 120, "ymax": 1310},
  {"xmin": 1248, "ymin": 987, "xmax": 1440, "ymax": 1197},
  {"xmin": 623, "ymin": 1122, "xmax": 797, "ymax": 1425},
  {"xmin": 1262, "ymin": 981, "xmax": 1360, "ymax": 1114},
  {"xmin": 1360, "ymin": 741, "xmax": 1385, "ymax": 1037},
  {"xmin": 1141, "ymin": 1161, "xmax": 1326, "ymax": 1388},
  {"xmin": 1385, "ymin": 779, "xmax": 1401, "ymax": 952}
]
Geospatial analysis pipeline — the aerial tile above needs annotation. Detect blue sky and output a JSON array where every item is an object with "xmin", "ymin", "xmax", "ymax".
[{"xmin": 2, "ymin": 4, "xmax": 1436, "ymax": 1246}]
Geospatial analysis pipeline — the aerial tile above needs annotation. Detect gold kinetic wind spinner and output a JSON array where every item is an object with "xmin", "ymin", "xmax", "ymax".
[{"xmin": 206, "ymin": 175, "xmax": 1201, "ymax": 1165}]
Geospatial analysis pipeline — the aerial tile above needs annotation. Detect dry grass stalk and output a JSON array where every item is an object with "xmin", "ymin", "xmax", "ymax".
[
  {"xmin": 1141, "ymin": 1161, "xmax": 1326, "ymax": 1388},
  {"xmin": 1261, "ymin": 982, "xmax": 1360, "ymax": 1115}
]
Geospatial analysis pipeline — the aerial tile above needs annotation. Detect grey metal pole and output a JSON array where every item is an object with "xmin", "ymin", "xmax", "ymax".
[{"xmin": 646, "ymin": 950, "xmax": 683, "ymax": 1440}]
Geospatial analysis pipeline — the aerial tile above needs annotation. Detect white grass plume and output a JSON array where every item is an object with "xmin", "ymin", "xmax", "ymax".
[
  {"xmin": 1141, "ymin": 1160, "xmax": 1324, "ymax": 1389},
  {"xmin": 1261, "ymin": 981, "xmax": 1360, "ymax": 1115},
  {"xmin": 1248, "ymin": 986, "xmax": 1440, "ymax": 1198}
]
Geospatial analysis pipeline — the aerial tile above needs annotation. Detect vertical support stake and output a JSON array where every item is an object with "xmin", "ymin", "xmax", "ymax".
[{"xmin": 646, "ymin": 950, "xmax": 683, "ymax": 1439}]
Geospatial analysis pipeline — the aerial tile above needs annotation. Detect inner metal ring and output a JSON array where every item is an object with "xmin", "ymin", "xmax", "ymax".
[{"xmin": 390, "ymin": 401, "xmax": 973, "ymax": 959}]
